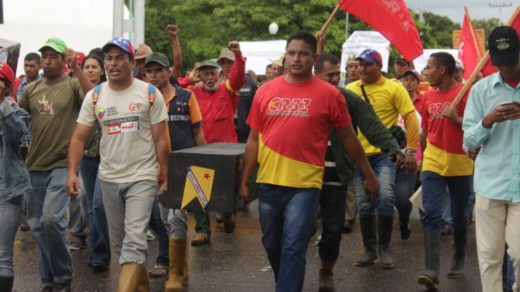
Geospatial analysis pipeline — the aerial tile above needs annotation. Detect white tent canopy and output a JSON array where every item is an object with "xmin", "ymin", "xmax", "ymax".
[
  {"xmin": 240, "ymin": 40, "xmax": 286, "ymax": 75},
  {"xmin": 0, "ymin": 0, "xmax": 114, "ymax": 75}
]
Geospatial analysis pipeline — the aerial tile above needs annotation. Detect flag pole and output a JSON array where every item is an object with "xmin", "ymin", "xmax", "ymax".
[
  {"xmin": 451, "ymin": 6, "xmax": 520, "ymax": 107},
  {"xmin": 318, "ymin": 4, "xmax": 341, "ymax": 36}
]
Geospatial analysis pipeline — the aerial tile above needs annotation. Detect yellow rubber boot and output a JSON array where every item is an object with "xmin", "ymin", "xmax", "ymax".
[
  {"xmin": 117, "ymin": 263, "xmax": 150, "ymax": 292},
  {"xmin": 165, "ymin": 238, "xmax": 188, "ymax": 292}
]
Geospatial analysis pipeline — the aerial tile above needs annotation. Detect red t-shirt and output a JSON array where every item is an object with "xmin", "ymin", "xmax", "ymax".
[
  {"xmin": 421, "ymin": 83, "xmax": 473, "ymax": 176},
  {"xmin": 505, "ymin": 79, "xmax": 520, "ymax": 89},
  {"xmin": 247, "ymin": 76, "xmax": 351, "ymax": 189}
]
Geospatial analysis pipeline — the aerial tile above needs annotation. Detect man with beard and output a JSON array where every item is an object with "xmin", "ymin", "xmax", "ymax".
[{"xmin": 186, "ymin": 41, "xmax": 246, "ymax": 236}]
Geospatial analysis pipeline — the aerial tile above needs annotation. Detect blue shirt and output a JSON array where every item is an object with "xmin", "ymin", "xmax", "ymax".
[{"xmin": 463, "ymin": 73, "xmax": 520, "ymax": 202}]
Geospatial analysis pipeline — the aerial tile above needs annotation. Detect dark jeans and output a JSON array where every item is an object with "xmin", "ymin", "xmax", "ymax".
[
  {"xmin": 319, "ymin": 184, "xmax": 347, "ymax": 261},
  {"xmin": 79, "ymin": 156, "xmax": 111, "ymax": 266},
  {"xmin": 258, "ymin": 184, "xmax": 320, "ymax": 292},
  {"xmin": 354, "ymin": 154, "xmax": 396, "ymax": 219},
  {"xmin": 394, "ymin": 168, "xmax": 416, "ymax": 225},
  {"xmin": 422, "ymin": 171, "xmax": 470, "ymax": 233},
  {"xmin": 149, "ymin": 199, "xmax": 169, "ymax": 265},
  {"xmin": 194, "ymin": 209, "xmax": 211, "ymax": 237}
]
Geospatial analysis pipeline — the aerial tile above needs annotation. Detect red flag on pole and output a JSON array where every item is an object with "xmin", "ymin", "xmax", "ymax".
[
  {"xmin": 482, "ymin": 8, "xmax": 520, "ymax": 77},
  {"xmin": 459, "ymin": 8, "xmax": 482, "ymax": 80},
  {"xmin": 338, "ymin": 0, "xmax": 423, "ymax": 61}
]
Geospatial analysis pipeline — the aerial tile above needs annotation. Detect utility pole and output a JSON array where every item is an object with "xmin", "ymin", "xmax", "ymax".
[
  {"xmin": 419, "ymin": 0, "xmax": 424, "ymax": 22},
  {"xmin": 113, "ymin": 0, "xmax": 145, "ymax": 45},
  {"xmin": 489, "ymin": 2, "xmax": 513, "ymax": 24}
]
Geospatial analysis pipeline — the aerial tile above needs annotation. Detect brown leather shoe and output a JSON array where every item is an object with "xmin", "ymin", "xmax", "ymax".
[{"xmin": 191, "ymin": 233, "xmax": 209, "ymax": 246}]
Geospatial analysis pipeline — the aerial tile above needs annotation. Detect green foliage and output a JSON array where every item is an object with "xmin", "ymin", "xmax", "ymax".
[{"xmin": 142, "ymin": 0, "xmax": 502, "ymax": 75}]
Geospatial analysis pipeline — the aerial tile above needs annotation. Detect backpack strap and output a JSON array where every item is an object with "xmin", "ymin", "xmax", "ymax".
[
  {"xmin": 92, "ymin": 84, "xmax": 102, "ymax": 107},
  {"xmin": 148, "ymin": 84, "xmax": 156, "ymax": 107}
]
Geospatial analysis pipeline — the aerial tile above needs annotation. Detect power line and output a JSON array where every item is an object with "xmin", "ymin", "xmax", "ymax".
[{"xmin": 489, "ymin": 2, "xmax": 513, "ymax": 24}]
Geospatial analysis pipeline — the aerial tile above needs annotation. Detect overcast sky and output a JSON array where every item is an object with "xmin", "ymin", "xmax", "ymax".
[{"xmin": 405, "ymin": 0, "xmax": 517, "ymax": 25}]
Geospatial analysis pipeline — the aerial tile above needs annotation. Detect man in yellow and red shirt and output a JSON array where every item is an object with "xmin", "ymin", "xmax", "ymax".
[
  {"xmin": 417, "ymin": 52, "xmax": 474, "ymax": 289},
  {"xmin": 239, "ymin": 31, "xmax": 379, "ymax": 292}
]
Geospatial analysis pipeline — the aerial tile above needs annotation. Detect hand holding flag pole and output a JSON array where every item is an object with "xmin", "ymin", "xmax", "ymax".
[
  {"xmin": 451, "ymin": 6, "xmax": 520, "ymax": 107},
  {"xmin": 318, "ymin": 4, "xmax": 341, "ymax": 37}
]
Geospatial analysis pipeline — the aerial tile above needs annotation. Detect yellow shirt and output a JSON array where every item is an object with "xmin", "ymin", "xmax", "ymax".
[{"xmin": 346, "ymin": 77, "xmax": 416, "ymax": 155}]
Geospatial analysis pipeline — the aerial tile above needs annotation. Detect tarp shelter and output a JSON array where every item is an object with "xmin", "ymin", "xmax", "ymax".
[
  {"xmin": 0, "ymin": 0, "xmax": 114, "ymax": 75},
  {"xmin": 413, "ymin": 49, "xmax": 459, "ymax": 74},
  {"xmin": 240, "ymin": 40, "xmax": 286, "ymax": 75},
  {"xmin": 340, "ymin": 31, "xmax": 391, "ymax": 73},
  {"xmin": 0, "ymin": 38, "xmax": 21, "ymax": 73}
]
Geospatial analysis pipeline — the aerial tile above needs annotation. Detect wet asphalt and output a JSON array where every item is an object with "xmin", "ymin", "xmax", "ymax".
[{"xmin": 12, "ymin": 202, "xmax": 483, "ymax": 292}]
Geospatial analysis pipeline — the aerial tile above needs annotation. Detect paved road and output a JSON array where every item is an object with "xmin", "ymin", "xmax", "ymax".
[{"xmin": 13, "ymin": 202, "xmax": 483, "ymax": 292}]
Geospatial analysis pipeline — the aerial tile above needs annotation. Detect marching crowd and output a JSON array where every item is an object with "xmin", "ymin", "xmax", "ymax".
[{"xmin": 0, "ymin": 22, "xmax": 519, "ymax": 292}]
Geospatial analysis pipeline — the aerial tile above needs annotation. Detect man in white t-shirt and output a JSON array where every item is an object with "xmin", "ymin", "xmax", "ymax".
[{"xmin": 66, "ymin": 37, "xmax": 169, "ymax": 291}]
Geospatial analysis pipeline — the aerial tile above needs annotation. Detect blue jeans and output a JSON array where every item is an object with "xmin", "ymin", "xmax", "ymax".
[
  {"xmin": 79, "ymin": 156, "xmax": 111, "ymax": 266},
  {"xmin": 354, "ymin": 154, "xmax": 396, "ymax": 218},
  {"xmin": 394, "ymin": 168, "xmax": 416, "ymax": 225},
  {"xmin": 422, "ymin": 171, "xmax": 470, "ymax": 233},
  {"xmin": 258, "ymin": 184, "xmax": 320, "ymax": 292},
  {"xmin": 25, "ymin": 168, "xmax": 73, "ymax": 285},
  {"xmin": 149, "ymin": 199, "xmax": 169, "ymax": 265},
  {"xmin": 319, "ymin": 185, "xmax": 347, "ymax": 261},
  {"xmin": 442, "ymin": 188, "xmax": 453, "ymax": 225},
  {"xmin": 0, "ymin": 196, "xmax": 22, "ymax": 277},
  {"xmin": 442, "ymin": 177, "xmax": 475, "ymax": 226}
]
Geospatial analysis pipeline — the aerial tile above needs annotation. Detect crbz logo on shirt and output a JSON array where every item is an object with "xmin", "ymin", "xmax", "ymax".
[
  {"xmin": 128, "ymin": 103, "xmax": 143, "ymax": 112},
  {"xmin": 268, "ymin": 97, "xmax": 311, "ymax": 113},
  {"xmin": 427, "ymin": 102, "xmax": 451, "ymax": 119}
]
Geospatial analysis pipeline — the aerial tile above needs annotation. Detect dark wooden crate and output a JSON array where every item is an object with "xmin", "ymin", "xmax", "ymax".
[{"xmin": 160, "ymin": 143, "xmax": 257, "ymax": 212}]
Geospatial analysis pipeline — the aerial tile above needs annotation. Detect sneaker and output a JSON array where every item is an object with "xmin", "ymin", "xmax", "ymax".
[
  {"xmin": 215, "ymin": 212, "xmax": 224, "ymax": 223},
  {"xmin": 223, "ymin": 214, "xmax": 236, "ymax": 233},
  {"xmin": 441, "ymin": 223, "xmax": 453, "ymax": 236},
  {"xmin": 145, "ymin": 229, "xmax": 156, "ymax": 241},
  {"xmin": 191, "ymin": 233, "xmax": 210, "ymax": 246},
  {"xmin": 343, "ymin": 220, "xmax": 353, "ymax": 234},
  {"xmin": 20, "ymin": 222, "xmax": 30, "ymax": 232},
  {"xmin": 69, "ymin": 241, "xmax": 86, "ymax": 251},
  {"xmin": 400, "ymin": 223, "xmax": 411, "ymax": 240},
  {"xmin": 318, "ymin": 269, "xmax": 334, "ymax": 292}
]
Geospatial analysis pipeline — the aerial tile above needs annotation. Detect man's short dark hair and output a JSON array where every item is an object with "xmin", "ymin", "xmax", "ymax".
[
  {"xmin": 24, "ymin": 52, "xmax": 41, "ymax": 63},
  {"xmin": 430, "ymin": 52, "xmax": 456, "ymax": 76},
  {"xmin": 266, "ymin": 64, "xmax": 272, "ymax": 70},
  {"xmin": 286, "ymin": 31, "xmax": 317, "ymax": 54},
  {"xmin": 315, "ymin": 53, "xmax": 340, "ymax": 72}
]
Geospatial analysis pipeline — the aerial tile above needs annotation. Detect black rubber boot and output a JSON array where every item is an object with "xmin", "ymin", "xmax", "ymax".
[
  {"xmin": 447, "ymin": 228, "xmax": 467, "ymax": 278},
  {"xmin": 377, "ymin": 216, "xmax": 395, "ymax": 269},
  {"xmin": 417, "ymin": 232, "xmax": 441, "ymax": 289},
  {"xmin": 0, "ymin": 276, "xmax": 14, "ymax": 292},
  {"xmin": 355, "ymin": 217, "xmax": 378, "ymax": 266}
]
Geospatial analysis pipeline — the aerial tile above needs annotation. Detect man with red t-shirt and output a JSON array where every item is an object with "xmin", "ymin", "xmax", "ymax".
[
  {"xmin": 417, "ymin": 52, "xmax": 474, "ymax": 289},
  {"xmin": 239, "ymin": 31, "xmax": 379, "ymax": 292},
  {"xmin": 186, "ymin": 41, "xmax": 246, "ymax": 236}
]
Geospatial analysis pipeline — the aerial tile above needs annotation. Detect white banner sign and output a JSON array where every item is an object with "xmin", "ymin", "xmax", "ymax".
[
  {"xmin": 240, "ymin": 40, "xmax": 286, "ymax": 75},
  {"xmin": 340, "ymin": 31, "xmax": 391, "ymax": 73}
]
